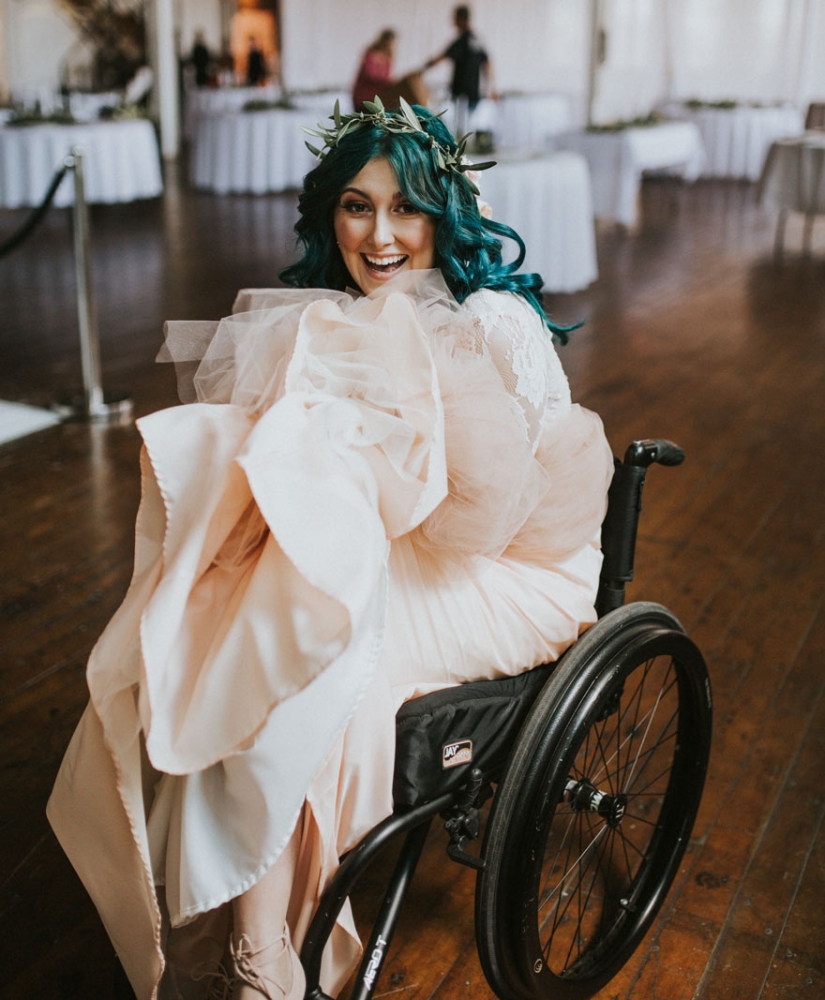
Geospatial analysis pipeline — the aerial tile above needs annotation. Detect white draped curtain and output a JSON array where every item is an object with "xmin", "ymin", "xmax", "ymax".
[
  {"xmin": 278, "ymin": 0, "xmax": 592, "ymax": 120},
  {"xmin": 278, "ymin": 0, "xmax": 825, "ymax": 126},
  {"xmin": 592, "ymin": 0, "xmax": 825, "ymax": 123}
]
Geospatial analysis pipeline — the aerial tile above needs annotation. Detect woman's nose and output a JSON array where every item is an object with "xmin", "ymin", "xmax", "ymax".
[{"xmin": 369, "ymin": 210, "xmax": 394, "ymax": 248}]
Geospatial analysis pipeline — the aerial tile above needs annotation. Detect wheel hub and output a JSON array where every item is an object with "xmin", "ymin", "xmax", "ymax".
[{"xmin": 565, "ymin": 778, "xmax": 628, "ymax": 828}]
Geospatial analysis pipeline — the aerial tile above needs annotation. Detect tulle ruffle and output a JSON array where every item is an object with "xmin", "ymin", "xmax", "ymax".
[{"xmin": 158, "ymin": 270, "xmax": 462, "ymax": 411}]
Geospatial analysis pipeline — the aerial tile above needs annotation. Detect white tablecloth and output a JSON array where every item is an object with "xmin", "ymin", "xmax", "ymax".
[
  {"xmin": 479, "ymin": 152, "xmax": 597, "ymax": 293},
  {"xmin": 185, "ymin": 87, "xmax": 351, "ymax": 138},
  {"xmin": 758, "ymin": 133, "xmax": 825, "ymax": 215},
  {"xmin": 0, "ymin": 118, "xmax": 163, "ymax": 209},
  {"xmin": 439, "ymin": 93, "xmax": 572, "ymax": 153},
  {"xmin": 185, "ymin": 85, "xmax": 281, "ymax": 137},
  {"xmin": 663, "ymin": 103, "xmax": 804, "ymax": 180},
  {"xmin": 553, "ymin": 122, "xmax": 705, "ymax": 227},
  {"xmin": 189, "ymin": 108, "xmax": 323, "ymax": 194},
  {"xmin": 68, "ymin": 91, "xmax": 122, "ymax": 123},
  {"xmin": 495, "ymin": 93, "xmax": 572, "ymax": 152}
]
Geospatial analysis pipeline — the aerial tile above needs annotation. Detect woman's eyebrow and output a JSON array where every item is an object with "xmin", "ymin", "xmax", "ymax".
[{"xmin": 339, "ymin": 187, "xmax": 406, "ymax": 201}]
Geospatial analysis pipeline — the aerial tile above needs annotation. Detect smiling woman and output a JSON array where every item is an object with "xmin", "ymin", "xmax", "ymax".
[{"xmin": 47, "ymin": 100, "xmax": 614, "ymax": 1000}]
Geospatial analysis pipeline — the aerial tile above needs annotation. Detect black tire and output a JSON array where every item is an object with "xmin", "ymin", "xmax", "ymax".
[{"xmin": 475, "ymin": 602, "xmax": 712, "ymax": 1000}]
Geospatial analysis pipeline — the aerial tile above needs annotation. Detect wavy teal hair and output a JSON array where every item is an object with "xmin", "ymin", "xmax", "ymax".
[{"xmin": 279, "ymin": 106, "xmax": 574, "ymax": 342}]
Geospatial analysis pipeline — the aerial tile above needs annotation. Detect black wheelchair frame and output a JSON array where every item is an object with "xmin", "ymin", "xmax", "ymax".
[{"xmin": 299, "ymin": 439, "xmax": 713, "ymax": 1000}]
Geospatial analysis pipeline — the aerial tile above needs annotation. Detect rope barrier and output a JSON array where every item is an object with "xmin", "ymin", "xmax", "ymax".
[{"xmin": 0, "ymin": 161, "xmax": 71, "ymax": 257}]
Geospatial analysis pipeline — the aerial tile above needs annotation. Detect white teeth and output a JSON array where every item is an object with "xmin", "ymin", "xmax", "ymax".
[{"xmin": 364, "ymin": 254, "xmax": 407, "ymax": 266}]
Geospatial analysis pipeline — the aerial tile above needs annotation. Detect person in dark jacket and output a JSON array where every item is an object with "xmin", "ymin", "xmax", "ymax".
[{"xmin": 422, "ymin": 5, "xmax": 493, "ymax": 111}]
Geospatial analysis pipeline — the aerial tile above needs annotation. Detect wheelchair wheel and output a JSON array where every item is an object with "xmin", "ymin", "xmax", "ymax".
[{"xmin": 476, "ymin": 602, "xmax": 712, "ymax": 1000}]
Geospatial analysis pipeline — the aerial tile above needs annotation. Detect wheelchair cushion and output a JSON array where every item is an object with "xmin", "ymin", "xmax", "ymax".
[{"xmin": 392, "ymin": 662, "xmax": 555, "ymax": 808}]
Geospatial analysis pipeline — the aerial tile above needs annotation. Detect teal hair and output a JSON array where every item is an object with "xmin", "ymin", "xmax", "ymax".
[{"xmin": 279, "ymin": 106, "xmax": 574, "ymax": 342}]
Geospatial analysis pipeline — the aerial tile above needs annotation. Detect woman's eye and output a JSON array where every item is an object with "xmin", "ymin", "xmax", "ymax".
[
  {"xmin": 341, "ymin": 201, "xmax": 370, "ymax": 214},
  {"xmin": 396, "ymin": 202, "xmax": 419, "ymax": 215}
]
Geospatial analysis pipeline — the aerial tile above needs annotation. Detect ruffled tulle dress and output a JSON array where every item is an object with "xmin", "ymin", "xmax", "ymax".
[{"xmin": 47, "ymin": 271, "xmax": 614, "ymax": 1000}]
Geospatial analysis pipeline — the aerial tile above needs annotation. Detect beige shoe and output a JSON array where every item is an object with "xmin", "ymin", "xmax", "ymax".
[
  {"xmin": 230, "ymin": 933, "xmax": 304, "ymax": 1000},
  {"xmin": 191, "ymin": 960, "xmax": 237, "ymax": 1000}
]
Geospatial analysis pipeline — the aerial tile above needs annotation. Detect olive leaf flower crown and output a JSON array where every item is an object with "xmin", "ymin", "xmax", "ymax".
[{"xmin": 302, "ymin": 96, "xmax": 496, "ymax": 195}]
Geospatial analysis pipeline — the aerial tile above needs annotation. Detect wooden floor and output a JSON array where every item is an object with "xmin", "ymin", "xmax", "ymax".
[{"xmin": 1, "ymin": 167, "xmax": 824, "ymax": 1000}]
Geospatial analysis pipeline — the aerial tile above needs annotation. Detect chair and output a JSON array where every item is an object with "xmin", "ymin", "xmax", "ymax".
[
  {"xmin": 804, "ymin": 102, "xmax": 825, "ymax": 131},
  {"xmin": 299, "ymin": 438, "xmax": 713, "ymax": 1000}
]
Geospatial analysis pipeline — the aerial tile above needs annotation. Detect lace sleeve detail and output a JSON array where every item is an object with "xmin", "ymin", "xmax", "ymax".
[{"xmin": 458, "ymin": 290, "xmax": 571, "ymax": 447}]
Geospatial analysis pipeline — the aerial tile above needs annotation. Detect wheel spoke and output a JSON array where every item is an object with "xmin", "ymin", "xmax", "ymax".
[{"xmin": 624, "ymin": 663, "xmax": 676, "ymax": 790}]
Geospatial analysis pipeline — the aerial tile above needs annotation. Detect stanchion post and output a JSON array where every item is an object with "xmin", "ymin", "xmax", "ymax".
[
  {"xmin": 68, "ymin": 147, "xmax": 103, "ymax": 414},
  {"xmin": 63, "ymin": 147, "xmax": 133, "ymax": 422}
]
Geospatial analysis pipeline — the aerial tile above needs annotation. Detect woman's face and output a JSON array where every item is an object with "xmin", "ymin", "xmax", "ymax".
[{"xmin": 333, "ymin": 157, "xmax": 437, "ymax": 294}]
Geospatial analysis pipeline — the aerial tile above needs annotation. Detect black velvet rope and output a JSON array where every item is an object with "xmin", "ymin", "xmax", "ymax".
[{"xmin": 0, "ymin": 161, "xmax": 72, "ymax": 258}]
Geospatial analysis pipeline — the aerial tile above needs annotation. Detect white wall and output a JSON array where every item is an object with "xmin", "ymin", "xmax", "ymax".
[
  {"xmin": 176, "ymin": 0, "xmax": 224, "ymax": 57},
  {"xmin": 2, "ymin": 0, "xmax": 79, "ymax": 106}
]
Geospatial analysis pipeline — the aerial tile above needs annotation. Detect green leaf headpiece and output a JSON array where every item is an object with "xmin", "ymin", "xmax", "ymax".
[{"xmin": 302, "ymin": 96, "xmax": 496, "ymax": 194}]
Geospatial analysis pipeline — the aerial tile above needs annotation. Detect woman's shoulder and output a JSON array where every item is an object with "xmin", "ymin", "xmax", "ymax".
[
  {"xmin": 461, "ymin": 288, "xmax": 548, "ymax": 337},
  {"xmin": 461, "ymin": 288, "xmax": 571, "ymax": 415}
]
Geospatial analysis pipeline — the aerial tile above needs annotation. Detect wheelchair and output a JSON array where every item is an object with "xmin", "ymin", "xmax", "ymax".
[{"xmin": 299, "ymin": 438, "xmax": 713, "ymax": 1000}]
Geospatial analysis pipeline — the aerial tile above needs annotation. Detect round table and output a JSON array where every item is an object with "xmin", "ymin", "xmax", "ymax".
[
  {"xmin": 479, "ymin": 152, "xmax": 598, "ymax": 293},
  {"xmin": 189, "ymin": 108, "xmax": 324, "ymax": 195},
  {"xmin": 184, "ymin": 84, "xmax": 281, "ymax": 138},
  {"xmin": 0, "ymin": 118, "xmax": 163, "ymax": 208},
  {"xmin": 758, "ymin": 132, "xmax": 825, "ymax": 253},
  {"xmin": 495, "ymin": 93, "xmax": 572, "ymax": 152},
  {"xmin": 439, "ymin": 93, "xmax": 572, "ymax": 153},
  {"xmin": 663, "ymin": 103, "xmax": 804, "ymax": 181},
  {"xmin": 554, "ymin": 122, "xmax": 705, "ymax": 228},
  {"xmin": 184, "ymin": 87, "xmax": 351, "ymax": 138}
]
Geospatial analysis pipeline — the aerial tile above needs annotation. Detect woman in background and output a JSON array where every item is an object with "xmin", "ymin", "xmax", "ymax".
[{"xmin": 351, "ymin": 29, "xmax": 396, "ymax": 111}]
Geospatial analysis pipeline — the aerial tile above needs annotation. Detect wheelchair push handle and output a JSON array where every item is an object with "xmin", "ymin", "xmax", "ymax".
[
  {"xmin": 595, "ymin": 438, "xmax": 684, "ymax": 618},
  {"xmin": 623, "ymin": 438, "xmax": 685, "ymax": 468}
]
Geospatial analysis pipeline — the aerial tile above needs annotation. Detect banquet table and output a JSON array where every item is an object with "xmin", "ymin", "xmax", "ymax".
[
  {"xmin": 185, "ymin": 87, "xmax": 351, "ymax": 138},
  {"xmin": 439, "ymin": 92, "xmax": 572, "ymax": 153},
  {"xmin": 662, "ymin": 102, "xmax": 804, "ymax": 180},
  {"xmin": 553, "ymin": 122, "xmax": 705, "ymax": 228},
  {"xmin": 189, "ymin": 107, "xmax": 324, "ymax": 194},
  {"xmin": 495, "ymin": 92, "xmax": 572, "ymax": 151},
  {"xmin": 478, "ymin": 151, "xmax": 597, "ymax": 293},
  {"xmin": 184, "ymin": 84, "xmax": 281, "ymax": 137},
  {"xmin": 0, "ymin": 118, "xmax": 163, "ymax": 209},
  {"xmin": 68, "ymin": 91, "xmax": 122, "ymax": 123},
  {"xmin": 757, "ymin": 132, "xmax": 825, "ymax": 253}
]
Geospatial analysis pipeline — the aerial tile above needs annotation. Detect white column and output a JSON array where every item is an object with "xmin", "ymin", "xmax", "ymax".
[
  {"xmin": 586, "ymin": 0, "xmax": 604, "ymax": 126},
  {"xmin": 0, "ymin": 1, "xmax": 8, "ymax": 103},
  {"xmin": 151, "ymin": 0, "xmax": 180, "ymax": 159}
]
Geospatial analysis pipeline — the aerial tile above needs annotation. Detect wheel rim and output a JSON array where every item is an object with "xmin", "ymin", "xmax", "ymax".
[{"xmin": 529, "ymin": 646, "xmax": 698, "ymax": 983}]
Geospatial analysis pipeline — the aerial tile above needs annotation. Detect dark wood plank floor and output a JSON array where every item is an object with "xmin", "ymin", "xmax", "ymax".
[{"xmin": 1, "ymin": 166, "xmax": 824, "ymax": 1000}]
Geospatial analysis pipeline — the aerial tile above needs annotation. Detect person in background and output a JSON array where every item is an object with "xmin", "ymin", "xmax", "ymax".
[
  {"xmin": 246, "ymin": 37, "xmax": 267, "ymax": 87},
  {"xmin": 191, "ymin": 30, "xmax": 211, "ymax": 88},
  {"xmin": 422, "ymin": 5, "xmax": 494, "ymax": 111},
  {"xmin": 352, "ymin": 28, "xmax": 397, "ymax": 112}
]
